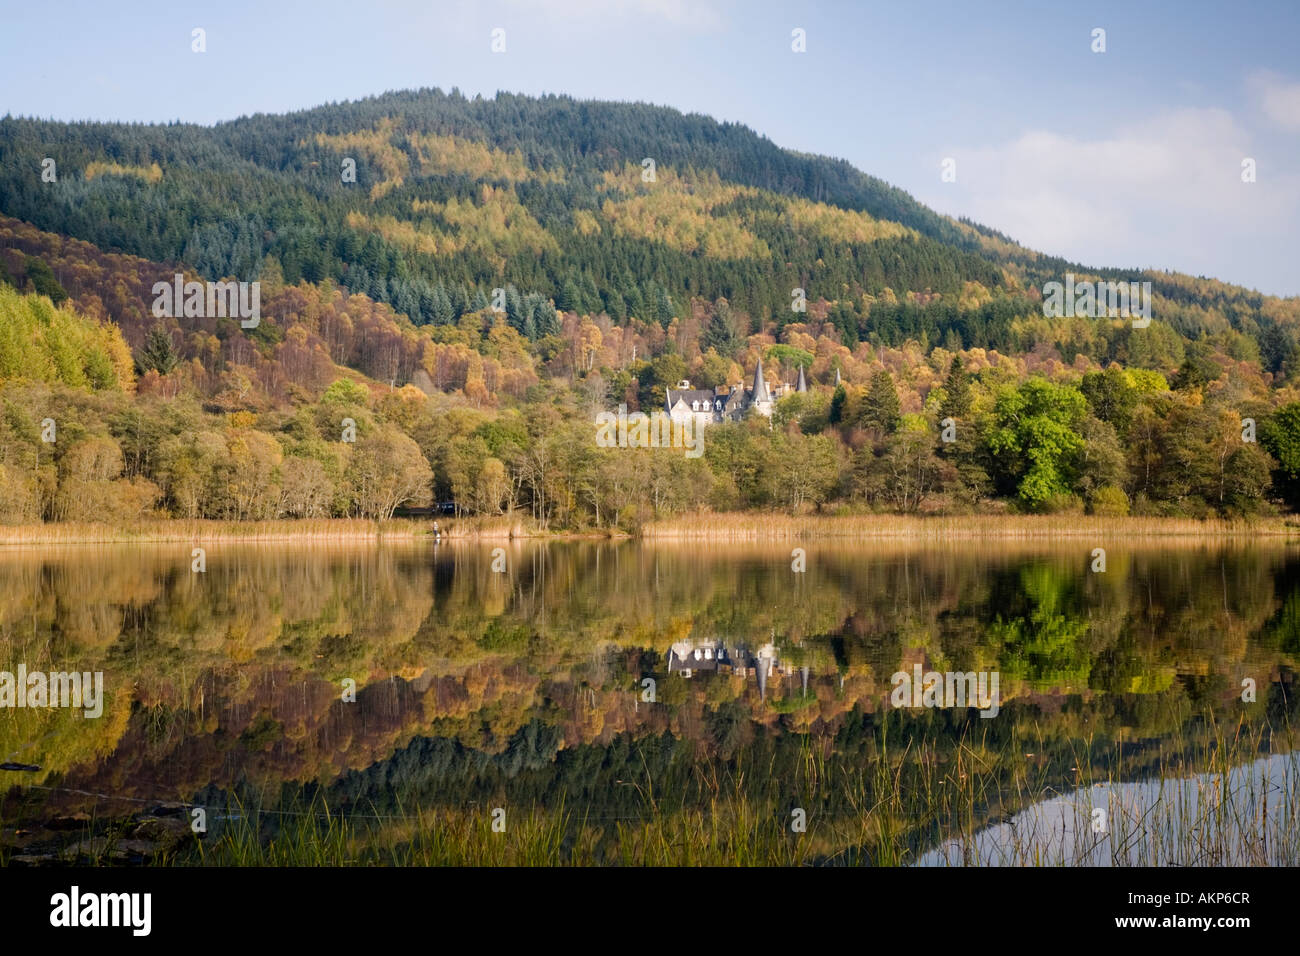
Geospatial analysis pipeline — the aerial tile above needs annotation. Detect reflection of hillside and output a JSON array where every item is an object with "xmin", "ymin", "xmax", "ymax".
[{"xmin": 0, "ymin": 541, "xmax": 1296, "ymax": 830}]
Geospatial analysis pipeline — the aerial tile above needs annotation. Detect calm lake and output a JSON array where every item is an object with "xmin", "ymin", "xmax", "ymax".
[{"xmin": 1, "ymin": 539, "xmax": 1297, "ymax": 865}]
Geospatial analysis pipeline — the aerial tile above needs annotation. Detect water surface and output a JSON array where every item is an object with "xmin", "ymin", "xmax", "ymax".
[{"xmin": 1, "ymin": 539, "xmax": 1297, "ymax": 864}]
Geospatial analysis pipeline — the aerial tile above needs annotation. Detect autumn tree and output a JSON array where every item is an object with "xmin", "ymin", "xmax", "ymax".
[{"xmin": 347, "ymin": 426, "xmax": 433, "ymax": 519}]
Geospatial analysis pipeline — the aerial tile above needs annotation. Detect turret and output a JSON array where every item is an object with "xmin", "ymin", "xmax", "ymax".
[{"xmin": 751, "ymin": 357, "xmax": 770, "ymax": 405}]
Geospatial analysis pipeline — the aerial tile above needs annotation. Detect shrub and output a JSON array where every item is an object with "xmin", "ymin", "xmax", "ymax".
[{"xmin": 1089, "ymin": 485, "xmax": 1130, "ymax": 517}]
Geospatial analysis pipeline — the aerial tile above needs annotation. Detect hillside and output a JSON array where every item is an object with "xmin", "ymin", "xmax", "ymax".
[{"xmin": 2, "ymin": 89, "xmax": 1300, "ymax": 528}]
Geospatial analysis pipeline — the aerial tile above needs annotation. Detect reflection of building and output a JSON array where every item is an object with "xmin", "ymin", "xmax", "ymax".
[
  {"xmin": 665, "ymin": 358, "xmax": 806, "ymax": 430},
  {"xmin": 666, "ymin": 638, "xmax": 803, "ymax": 699}
]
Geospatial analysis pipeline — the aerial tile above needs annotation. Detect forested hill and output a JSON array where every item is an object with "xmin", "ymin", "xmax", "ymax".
[
  {"xmin": 1, "ymin": 87, "xmax": 1288, "ymax": 338},
  {"xmin": 6, "ymin": 89, "xmax": 1300, "ymax": 527}
]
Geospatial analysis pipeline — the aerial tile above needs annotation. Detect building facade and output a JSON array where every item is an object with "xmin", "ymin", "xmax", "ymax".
[{"xmin": 664, "ymin": 357, "xmax": 807, "ymax": 429}]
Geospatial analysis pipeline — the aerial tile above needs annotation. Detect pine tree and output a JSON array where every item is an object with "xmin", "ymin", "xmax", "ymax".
[
  {"xmin": 939, "ymin": 355, "xmax": 972, "ymax": 420},
  {"xmin": 557, "ymin": 278, "xmax": 582, "ymax": 314},
  {"xmin": 829, "ymin": 383, "xmax": 847, "ymax": 424},
  {"xmin": 862, "ymin": 370, "xmax": 901, "ymax": 433},
  {"xmin": 138, "ymin": 326, "xmax": 178, "ymax": 375},
  {"xmin": 24, "ymin": 256, "xmax": 68, "ymax": 305},
  {"xmin": 655, "ymin": 288, "xmax": 675, "ymax": 327},
  {"xmin": 702, "ymin": 299, "xmax": 740, "ymax": 357}
]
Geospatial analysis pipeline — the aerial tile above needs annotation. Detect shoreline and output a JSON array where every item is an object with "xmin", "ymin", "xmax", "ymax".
[{"xmin": 0, "ymin": 513, "xmax": 1295, "ymax": 545}]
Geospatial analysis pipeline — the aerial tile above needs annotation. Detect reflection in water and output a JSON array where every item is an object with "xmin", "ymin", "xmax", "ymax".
[
  {"xmin": 916, "ymin": 751, "xmax": 1300, "ymax": 866},
  {"xmin": 668, "ymin": 638, "xmax": 796, "ymax": 699},
  {"xmin": 0, "ymin": 539, "xmax": 1296, "ymax": 864}
]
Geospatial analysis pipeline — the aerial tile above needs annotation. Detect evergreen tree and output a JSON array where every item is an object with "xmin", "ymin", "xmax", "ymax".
[
  {"xmin": 829, "ymin": 383, "xmax": 847, "ymax": 424},
  {"xmin": 431, "ymin": 284, "xmax": 454, "ymax": 325},
  {"xmin": 605, "ymin": 289, "xmax": 627, "ymax": 322},
  {"xmin": 655, "ymin": 288, "xmax": 675, "ymax": 327},
  {"xmin": 557, "ymin": 278, "xmax": 582, "ymax": 314},
  {"xmin": 624, "ymin": 283, "xmax": 645, "ymax": 321},
  {"xmin": 862, "ymin": 370, "xmax": 901, "ymax": 433},
  {"xmin": 450, "ymin": 283, "xmax": 470, "ymax": 318},
  {"xmin": 702, "ymin": 299, "xmax": 741, "ymax": 357},
  {"xmin": 939, "ymin": 356, "xmax": 972, "ymax": 420},
  {"xmin": 24, "ymin": 256, "xmax": 68, "ymax": 304},
  {"xmin": 138, "ymin": 326, "xmax": 178, "ymax": 375}
]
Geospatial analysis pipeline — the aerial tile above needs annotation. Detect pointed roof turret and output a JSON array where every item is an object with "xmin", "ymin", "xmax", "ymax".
[
  {"xmin": 834, "ymin": 366, "xmax": 842, "ymax": 386},
  {"xmin": 796, "ymin": 364, "xmax": 808, "ymax": 393},
  {"xmin": 751, "ymin": 357, "xmax": 770, "ymax": 404}
]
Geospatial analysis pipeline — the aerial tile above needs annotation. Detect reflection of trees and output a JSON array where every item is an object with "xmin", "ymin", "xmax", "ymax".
[
  {"xmin": 0, "ymin": 541, "xmax": 1296, "ymax": 829},
  {"xmin": 987, "ymin": 563, "xmax": 1093, "ymax": 690}
]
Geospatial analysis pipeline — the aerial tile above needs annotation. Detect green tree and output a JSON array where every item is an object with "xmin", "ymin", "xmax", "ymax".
[
  {"xmin": 655, "ymin": 288, "xmax": 675, "ymax": 327},
  {"xmin": 1261, "ymin": 402, "xmax": 1300, "ymax": 509},
  {"xmin": 860, "ymin": 370, "xmax": 901, "ymax": 434},
  {"xmin": 986, "ymin": 378, "xmax": 1087, "ymax": 509},
  {"xmin": 828, "ymin": 383, "xmax": 847, "ymax": 424},
  {"xmin": 23, "ymin": 256, "xmax": 68, "ymax": 305},
  {"xmin": 637, "ymin": 352, "xmax": 688, "ymax": 410},
  {"xmin": 1171, "ymin": 344, "xmax": 1220, "ymax": 391},
  {"xmin": 1080, "ymin": 364, "xmax": 1137, "ymax": 435},
  {"xmin": 701, "ymin": 299, "xmax": 741, "ymax": 357},
  {"xmin": 137, "ymin": 326, "xmax": 178, "ymax": 375},
  {"xmin": 938, "ymin": 355, "xmax": 972, "ymax": 421}
]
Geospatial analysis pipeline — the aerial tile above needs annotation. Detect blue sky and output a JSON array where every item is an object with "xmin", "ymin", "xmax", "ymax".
[{"xmin": 2, "ymin": 0, "xmax": 1298, "ymax": 295}]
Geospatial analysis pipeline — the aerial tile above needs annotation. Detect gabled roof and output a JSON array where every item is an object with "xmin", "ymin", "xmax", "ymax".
[{"xmin": 666, "ymin": 387, "xmax": 720, "ymax": 411}]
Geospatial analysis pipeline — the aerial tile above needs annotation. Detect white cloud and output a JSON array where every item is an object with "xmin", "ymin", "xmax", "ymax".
[
  {"xmin": 1249, "ymin": 70, "xmax": 1300, "ymax": 130},
  {"xmin": 919, "ymin": 106, "xmax": 1300, "ymax": 290}
]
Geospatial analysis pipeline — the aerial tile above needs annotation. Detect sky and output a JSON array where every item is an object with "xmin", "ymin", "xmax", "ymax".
[{"xmin": 1, "ymin": 0, "xmax": 1298, "ymax": 296}]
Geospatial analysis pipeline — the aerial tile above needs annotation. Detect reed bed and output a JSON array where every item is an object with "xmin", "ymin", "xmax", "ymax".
[
  {"xmin": 2, "ymin": 512, "xmax": 1293, "ymax": 546},
  {"xmin": 642, "ymin": 512, "xmax": 1300, "ymax": 540},
  {"xmin": 0, "ymin": 515, "xmax": 561, "ymax": 545},
  {"xmin": 22, "ymin": 711, "xmax": 1286, "ymax": 868},
  {"xmin": 0, "ymin": 519, "xmax": 432, "ymax": 545}
]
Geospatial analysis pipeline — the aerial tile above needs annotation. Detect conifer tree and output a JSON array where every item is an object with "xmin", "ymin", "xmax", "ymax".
[
  {"xmin": 862, "ymin": 370, "xmax": 901, "ymax": 433},
  {"xmin": 939, "ymin": 355, "xmax": 972, "ymax": 420},
  {"xmin": 138, "ymin": 326, "xmax": 178, "ymax": 375}
]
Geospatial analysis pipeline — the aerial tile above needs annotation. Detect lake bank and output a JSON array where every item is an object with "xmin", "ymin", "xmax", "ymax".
[{"xmin": 0, "ymin": 513, "xmax": 1295, "ymax": 545}]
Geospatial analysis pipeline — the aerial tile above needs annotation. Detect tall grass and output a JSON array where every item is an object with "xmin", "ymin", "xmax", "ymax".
[
  {"xmin": 642, "ymin": 513, "xmax": 1299, "ymax": 540},
  {"xmin": 0, "ymin": 519, "xmax": 426, "ymax": 545},
  {"xmin": 6, "ymin": 511, "xmax": 1290, "ymax": 546},
  {"xmin": 14, "ymin": 710, "xmax": 1283, "ymax": 867},
  {"xmin": 0, "ymin": 515, "xmax": 558, "ymax": 545}
]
